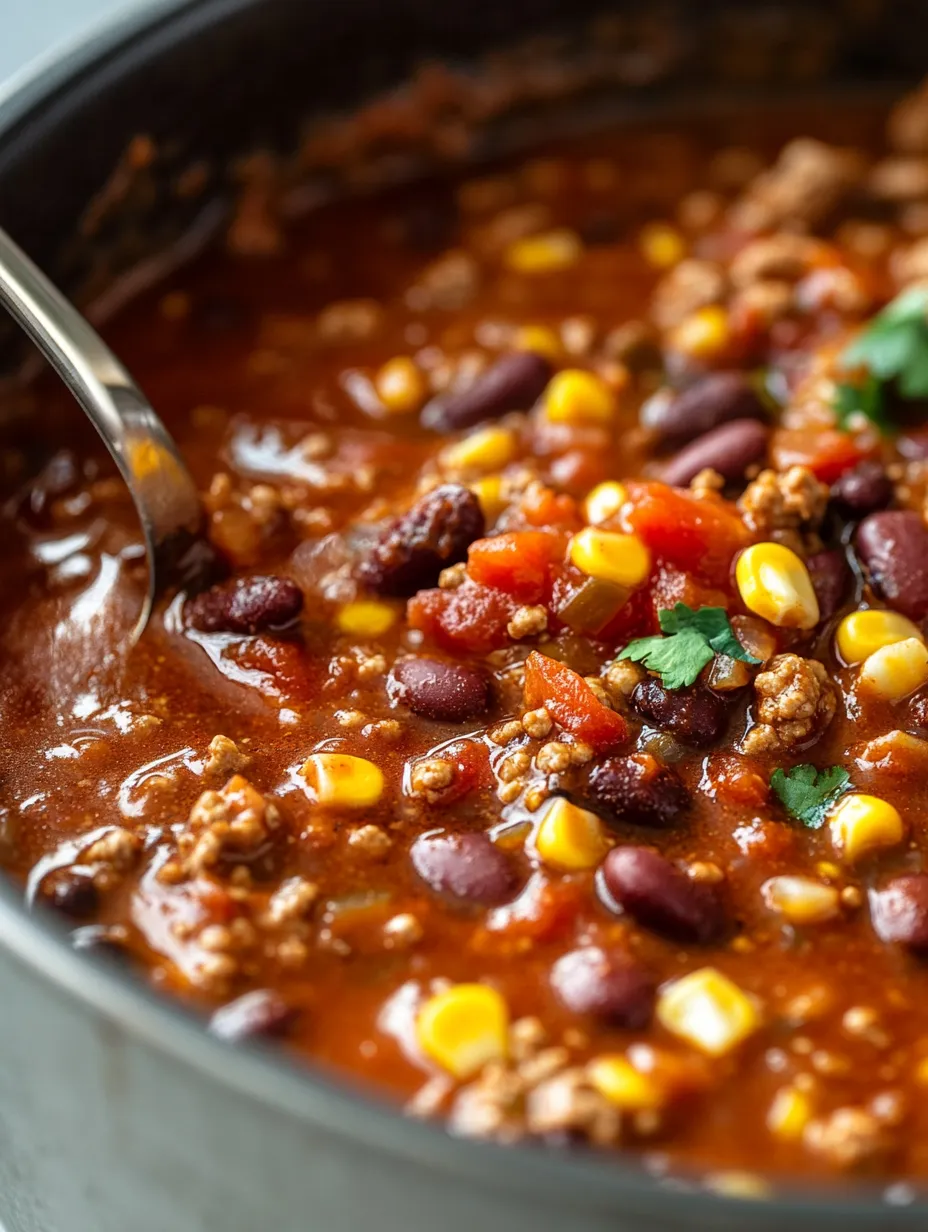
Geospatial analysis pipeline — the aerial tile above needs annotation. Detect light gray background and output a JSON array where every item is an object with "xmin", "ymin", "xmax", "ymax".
[{"xmin": 0, "ymin": 0, "xmax": 129, "ymax": 88}]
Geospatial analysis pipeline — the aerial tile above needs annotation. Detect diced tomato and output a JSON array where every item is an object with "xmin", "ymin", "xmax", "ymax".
[
  {"xmin": 483, "ymin": 872, "xmax": 584, "ymax": 942},
  {"xmin": 467, "ymin": 531, "xmax": 563, "ymax": 602},
  {"xmin": 522, "ymin": 650, "xmax": 627, "ymax": 752},
  {"xmin": 623, "ymin": 481, "xmax": 747, "ymax": 586},
  {"xmin": 431, "ymin": 738, "xmax": 492, "ymax": 800},
  {"xmin": 702, "ymin": 754, "xmax": 769, "ymax": 809},
  {"xmin": 407, "ymin": 583, "xmax": 516, "ymax": 653},
  {"xmin": 648, "ymin": 563, "xmax": 731, "ymax": 621},
  {"xmin": 597, "ymin": 583, "xmax": 657, "ymax": 645},
  {"xmin": 771, "ymin": 426, "xmax": 874, "ymax": 483},
  {"xmin": 519, "ymin": 483, "xmax": 582, "ymax": 530},
  {"xmin": 225, "ymin": 636, "xmax": 316, "ymax": 702}
]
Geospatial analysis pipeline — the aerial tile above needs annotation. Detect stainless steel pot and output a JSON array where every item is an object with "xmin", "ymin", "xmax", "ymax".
[{"xmin": 0, "ymin": 2, "xmax": 924, "ymax": 1227}]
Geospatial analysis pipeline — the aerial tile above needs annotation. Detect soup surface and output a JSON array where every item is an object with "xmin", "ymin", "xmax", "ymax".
[{"xmin": 7, "ymin": 81, "xmax": 928, "ymax": 1193}]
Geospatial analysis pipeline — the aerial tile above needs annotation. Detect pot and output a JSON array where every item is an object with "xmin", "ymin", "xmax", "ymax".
[{"xmin": 0, "ymin": 2, "xmax": 923, "ymax": 1228}]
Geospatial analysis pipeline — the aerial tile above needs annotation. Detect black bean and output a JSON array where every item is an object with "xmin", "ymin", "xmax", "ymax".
[
  {"xmin": 390, "ymin": 656, "xmax": 491, "ymax": 722},
  {"xmin": 830, "ymin": 461, "xmax": 893, "ymax": 517},
  {"xmin": 806, "ymin": 548, "xmax": 852, "ymax": 623},
  {"xmin": 640, "ymin": 372, "xmax": 767, "ymax": 448},
  {"xmin": 359, "ymin": 484, "xmax": 484, "ymax": 597},
  {"xmin": 186, "ymin": 575, "xmax": 303, "ymax": 634},
  {"xmin": 660, "ymin": 419, "xmax": 769, "ymax": 488},
  {"xmin": 209, "ymin": 990, "xmax": 298, "ymax": 1042},
  {"xmin": 856, "ymin": 511, "xmax": 928, "ymax": 621},
  {"xmin": 550, "ymin": 947, "xmax": 654, "ymax": 1027},
  {"xmin": 410, "ymin": 831, "xmax": 517, "ymax": 905},
  {"xmin": 585, "ymin": 753, "xmax": 689, "ymax": 829},
  {"xmin": 601, "ymin": 846, "xmax": 725, "ymax": 943},
  {"xmin": 40, "ymin": 870, "xmax": 100, "ymax": 920},
  {"xmin": 870, "ymin": 876, "xmax": 928, "ymax": 949},
  {"xmin": 631, "ymin": 679, "xmax": 730, "ymax": 747},
  {"xmin": 421, "ymin": 352, "xmax": 551, "ymax": 434}
]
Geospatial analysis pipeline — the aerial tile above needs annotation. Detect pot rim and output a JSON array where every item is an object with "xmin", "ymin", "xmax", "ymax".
[{"xmin": 0, "ymin": 0, "xmax": 919, "ymax": 1220}]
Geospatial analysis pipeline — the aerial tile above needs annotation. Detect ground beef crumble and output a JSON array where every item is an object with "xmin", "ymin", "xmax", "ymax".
[{"xmin": 740, "ymin": 654, "xmax": 837, "ymax": 755}]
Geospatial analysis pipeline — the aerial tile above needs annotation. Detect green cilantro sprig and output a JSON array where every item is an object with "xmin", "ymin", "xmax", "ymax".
[
  {"xmin": 770, "ymin": 764, "xmax": 851, "ymax": 830},
  {"xmin": 617, "ymin": 603, "xmax": 760, "ymax": 691},
  {"xmin": 834, "ymin": 284, "xmax": 928, "ymax": 432}
]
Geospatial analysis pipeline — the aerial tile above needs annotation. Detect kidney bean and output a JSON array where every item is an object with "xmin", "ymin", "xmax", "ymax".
[
  {"xmin": 640, "ymin": 372, "xmax": 766, "ymax": 447},
  {"xmin": 908, "ymin": 689, "xmax": 928, "ymax": 731},
  {"xmin": 660, "ymin": 419, "xmax": 769, "ymax": 488},
  {"xmin": 631, "ymin": 679, "xmax": 730, "ymax": 748},
  {"xmin": 411, "ymin": 831, "xmax": 517, "ymax": 905},
  {"xmin": 421, "ymin": 351, "xmax": 552, "ymax": 434},
  {"xmin": 186, "ymin": 575, "xmax": 303, "ymax": 634},
  {"xmin": 585, "ymin": 753, "xmax": 689, "ymax": 828},
  {"xmin": 830, "ymin": 461, "xmax": 892, "ymax": 517},
  {"xmin": 390, "ymin": 657, "xmax": 491, "ymax": 722},
  {"xmin": 856, "ymin": 511, "xmax": 928, "ymax": 620},
  {"xmin": 550, "ymin": 946, "xmax": 654, "ymax": 1027},
  {"xmin": 601, "ymin": 846, "xmax": 725, "ymax": 943},
  {"xmin": 806, "ymin": 548, "xmax": 852, "ymax": 622},
  {"xmin": 209, "ymin": 990, "xmax": 298, "ymax": 1041},
  {"xmin": 359, "ymin": 484, "xmax": 485, "ymax": 597},
  {"xmin": 870, "ymin": 875, "xmax": 928, "ymax": 949},
  {"xmin": 39, "ymin": 870, "xmax": 100, "ymax": 920}
]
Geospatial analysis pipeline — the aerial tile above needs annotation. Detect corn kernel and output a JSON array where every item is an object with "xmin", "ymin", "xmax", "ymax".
[
  {"xmin": 534, "ymin": 797, "xmax": 609, "ymax": 871},
  {"xmin": 587, "ymin": 1054, "xmax": 664, "ymax": 1110},
  {"xmin": 640, "ymin": 222, "xmax": 686, "ymax": 269},
  {"xmin": 836, "ymin": 609, "xmax": 923, "ymax": 665},
  {"xmin": 656, "ymin": 967, "xmax": 761, "ymax": 1056},
  {"xmin": 514, "ymin": 324, "xmax": 562, "ymax": 361},
  {"xmin": 829, "ymin": 792, "xmax": 904, "ymax": 863},
  {"xmin": 705, "ymin": 1172, "xmax": 771, "ymax": 1201},
  {"xmin": 415, "ymin": 983, "xmax": 509, "ymax": 1079},
  {"xmin": 375, "ymin": 356, "xmax": 426, "ymax": 414},
  {"xmin": 505, "ymin": 228, "xmax": 582, "ymax": 274},
  {"xmin": 440, "ymin": 426, "xmax": 517, "ymax": 474},
  {"xmin": 669, "ymin": 304, "xmax": 730, "ymax": 360},
  {"xmin": 858, "ymin": 636, "xmax": 928, "ymax": 701},
  {"xmin": 336, "ymin": 600, "xmax": 398, "ymax": 638},
  {"xmin": 568, "ymin": 527, "xmax": 650, "ymax": 587},
  {"xmin": 761, "ymin": 876, "xmax": 840, "ymax": 926},
  {"xmin": 767, "ymin": 1086, "xmax": 813, "ymax": 1141},
  {"xmin": 735, "ymin": 542, "xmax": 820, "ymax": 630},
  {"xmin": 470, "ymin": 475, "xmax": 507, "ymax": 522},
  {"xmin": 583, "ymin": 481, "xmax": 627, "ymax": 526},
  {"xmin": 544, "ymin": 369, "xmax": 616, "ymax": 424},
  {"xmin": 300, "ymin": 753, "xmax": 384, "ymax": 808}
]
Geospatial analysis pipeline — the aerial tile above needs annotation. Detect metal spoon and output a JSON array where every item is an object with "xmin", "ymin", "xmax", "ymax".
[{"xmin": 0, "ymin": 225, "xmax": 205, "ymax": 639}]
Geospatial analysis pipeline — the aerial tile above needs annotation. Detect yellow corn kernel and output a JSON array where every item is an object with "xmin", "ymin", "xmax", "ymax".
[
  {"xmin": 300, "ymin": 753, "xmax": 384, "ymax": 808},
  {"xmin": 583, "ymin": 481, "xmax": 627, "ymax": 526},
  {"xmin": 415, "ymin": 983, "xmax": 508, "ymax": 1079},
  {"xmin": 656, "ymin": 968, "xmax": 761, "ymax": 1057},
  {"xmin": 375, "ymin": 356, "xmax": 426, "ymax": 414},
  {"xmin": 735, "ymin": 542, "xmax": 820, "ymax": 630},
  {"xmin": 336, "ymin": 600, "xmax": 397, "ymax": 638},
  {"xmin": 440, "ymin": 426, "xmax": 517, "ymax": 474},
  {"xmin": 505, "ymin": 228, "xmax": 582, "ymax": 274},
  {"xmin": 640, "ymin": 223, "xmax": 686, "ymax": 269},
  {"xmin": 828, "ymin": 792, "xmax": 904, "ymax": 863},
  {"xmin": 670, "ymin": 304, "xmax": 730, "ymax": 360},
  {"xmin": 544, "ymin": 369, "xmax": 616, "ymax": 424},
  {"xmin": 568, "ymin": 527, "xmax": 650, "ymax": 587},
  {"xmin": 858, "ymin": 637, "xmax": 928, "ymax": 701},
  {"xmin": 514, "ymin": 324, "xmax": 562, "ymax": 361},
  {"xmin": 534, "ymin": 797, "xmax": 609, "ymax": 871},
  {"xmin": 761, "ymin": 876, "xmax": 840, "ymax": 926},
  {"xmin": 836, "ymin": 609, "xmax": 924, "ymax": 666},
  {"xmin": 705, "ymin": 1173, "xmax": 771, "ymax": 1201},
  {"xmin": 470, "ymin": 475, "xmax": 507, "ymax": 522},
  {"xmin": 767, "ymin": 1086, "xmax": 813, "ymax": 1141},
  {"xmin": 587, "ymin": 1055, "xmax": 665, "ymax": 1111}
]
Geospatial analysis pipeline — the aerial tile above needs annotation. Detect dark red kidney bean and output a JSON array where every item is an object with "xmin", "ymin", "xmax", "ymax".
[
  {"xmin": 550, "ymin": 947, "xmax": 654, "ymax": 1027},
  {"xmin": 421, "ymin": 351, "xmax": 552, "ymax": 433},
  {"xmin": 856, "ymin": 511, "xmax": 928, "ymax": 620},
  {"xmin": 209, "ymin": 990, "xmax": 298, "ymax": 1042},
  {"xmin": 585, "ymin": 753, "xmax": 689, "ymax": 828},
  {"xmin": 39, "ymin": 871, "xmax": 100, "ymax": 920},
  {"xmin": 631, "ymin": 679, "xmax": 729, "ymax": 747},
  {"xmin": 806, "ymin": 548, "xmax": 852, "ymax": 623},
  {"xmin": 870, "ymin": 876, "xmax": 928, "ymax": 949},
  {"xmin": 390, "ymin": 656, "xmax": 491, "ymax": 722},
  {"xmin": 660, "ymin": 419, "xmax": 769, "ymax": 488},
  {"xmin": 411, "ymin": 831, "xmax": 516, "ymax": 905},
  {"xmin": 907, "ymin": 689, "xmax": 928, "ymax": 731},
  {"xmin": 187, "ymin": 575, "xmax": 303, "ymax": 634},
  {"xmin": 359, "ymin": 484, "xmax": 484, "ymax": 597},
  {"xmin": 830, "ymin": 461, "xmax": 893, "ymax": 517},
  {"xmin": 601, "ymin": 846, "xmax": 725, "ymax": 943},
  {"xmin": 640, "ymin": 372, "xmax": 766, "ymax": 447}
]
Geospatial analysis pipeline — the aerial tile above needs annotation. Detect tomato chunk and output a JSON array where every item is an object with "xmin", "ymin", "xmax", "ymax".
[
  {"xmin": 523, "ymin": 650, "xmax": 627, "ymax": 752},
  {"xmin": 771, "ymin": 427, "xmax": 874, "ymax": 483},
  {"xmin": 407, "ymin": 583, "xmax": 516, "ymax": 653},
  {"xmin": 623, "ymin": 481, "xmax": 747, "ymax": 586},
  {"xmin": 519, "ymin": 484, "xmax": 582, "ymax": 530},
  {"xmin": 467, "ymin": 531, "xmax": 563, "ymax": 602}
]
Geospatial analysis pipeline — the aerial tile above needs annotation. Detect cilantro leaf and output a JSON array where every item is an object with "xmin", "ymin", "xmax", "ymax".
[
  {"xmin": 837, "ymin": 285, "xmax": 928, "ymax": 432},
  {"xmin": 658, "ymin": 603, "xmax": 761, "ymax": 665},
  {"xmin": 770, "ymin": 764, "xmax": 851, "ymax": 829},
  {"xmin": 833, "ymin": 376, "xmax": 889, "ymax": 433},
  {"xmin": 618, "ymin": 603, "xmax": 760, "ymax": 690}
]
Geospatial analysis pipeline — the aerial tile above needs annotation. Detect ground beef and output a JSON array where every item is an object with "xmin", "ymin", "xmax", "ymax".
[
  {"xmin": 740, "ymin": 654, "xmax": 837, "ymax": 755},
  {"xmin": 728, "ymin": 139, "xmax": 863, "ymax": 232},
  {"xmin": 738, "ymin": 465, "xmax": 828, "ymax": 554},
  {"xmin": 651, "ymin": 259, "xmax": 727, "ymax": 330}
]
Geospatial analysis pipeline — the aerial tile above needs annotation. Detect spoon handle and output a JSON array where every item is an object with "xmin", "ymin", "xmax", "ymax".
[{"xmin": 0, "ymin": 225, "xmax": 203, "ymax": 635}]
